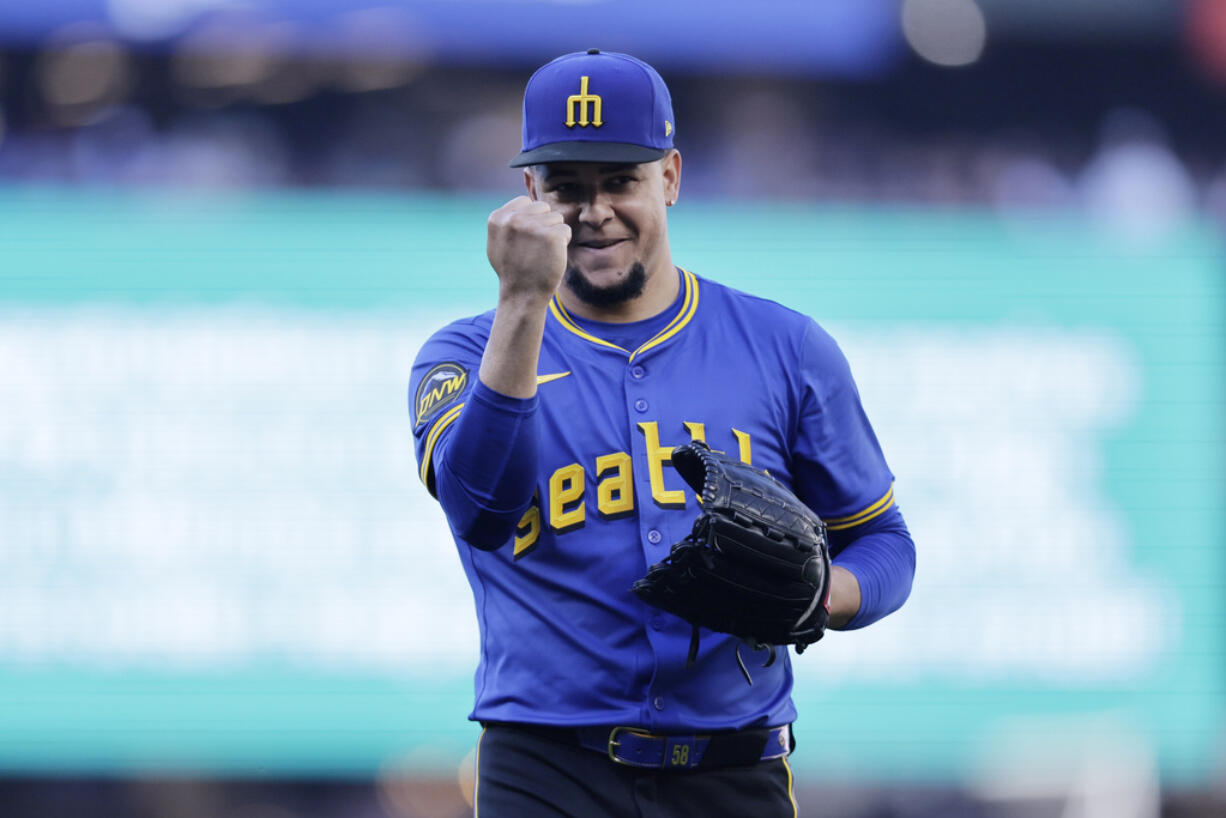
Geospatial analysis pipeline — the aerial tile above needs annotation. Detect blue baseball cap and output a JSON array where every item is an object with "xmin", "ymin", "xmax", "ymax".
[{"xmin": 510, "ymin": 49, "xmax": 675, "ymax": 168}]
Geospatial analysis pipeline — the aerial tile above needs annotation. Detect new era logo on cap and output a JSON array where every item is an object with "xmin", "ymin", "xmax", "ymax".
[{"xmin": 510, "ymin": 49, "xmax": 675, "ymax": 168}]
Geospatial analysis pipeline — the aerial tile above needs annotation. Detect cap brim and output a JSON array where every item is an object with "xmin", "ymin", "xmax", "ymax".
[{"xmin": 509, "ymin": 141, "xmax": 669, "ymax": 168}]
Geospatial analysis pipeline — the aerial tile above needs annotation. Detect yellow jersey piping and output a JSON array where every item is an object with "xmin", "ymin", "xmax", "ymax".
[
  {"xmin": 419, "ymin": 402, "xmax": 464, "ymax": 486},
  {"xmin": 547, "ymin": 268, "xmax": 700, "ymax": 360},
  {"xmin": 549, "ymin": 298, "xmax": 628, "ymax": 352},
  {"xmin": 629, "ymin": 268, "xmax": 699, "ymax": 362},
  {"xmin": 825, "ymin": 484, "xmax": 895, "ymax": 531}
]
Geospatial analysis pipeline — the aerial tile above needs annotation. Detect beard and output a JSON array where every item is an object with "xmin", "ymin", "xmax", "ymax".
[{"xmin": 564, "ymin": 262, "xmax": 647, "ymax": 309}]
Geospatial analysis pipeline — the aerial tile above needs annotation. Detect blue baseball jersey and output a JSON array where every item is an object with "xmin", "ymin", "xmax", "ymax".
[{"xmin": 409, "ymin": 268, "xmax": 906, "ymax": 732}]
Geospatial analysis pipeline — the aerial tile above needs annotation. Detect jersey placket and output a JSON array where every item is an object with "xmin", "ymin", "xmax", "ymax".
[
  {"xmin": 623, "ymin": 350, "xmax": 674, "ymax": 724},
  {"xmin": 545, "ymin": 271, "xmax": 703, "ymax": 726}
]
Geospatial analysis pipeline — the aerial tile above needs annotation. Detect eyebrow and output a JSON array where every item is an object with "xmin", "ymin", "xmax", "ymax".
[{"xmin": 543, "ymin": 164, "xmax": 637, "ymax": 179}]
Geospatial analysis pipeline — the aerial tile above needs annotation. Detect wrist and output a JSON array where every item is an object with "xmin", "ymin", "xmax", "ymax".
[
  {"xmin": 498, "ymin": 282, "xmax": 557, "ymax": 311},
  {"xmin": 827, "ymin": 565, "xmax": 861, "ymax": 630}
]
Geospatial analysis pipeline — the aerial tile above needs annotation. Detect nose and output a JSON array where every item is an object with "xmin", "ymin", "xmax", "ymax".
[{"xmin": 578, "ymin": 193, "xmax": 614, "ymax": 228}]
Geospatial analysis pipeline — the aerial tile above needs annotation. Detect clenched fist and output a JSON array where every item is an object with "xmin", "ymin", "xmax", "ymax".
[{"xmin": 487, "ymin": 196, "xmax": 572, "ymax": 302}]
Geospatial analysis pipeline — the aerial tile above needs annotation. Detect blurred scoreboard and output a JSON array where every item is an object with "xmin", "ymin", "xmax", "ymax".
[
  {"xmin": 0, "ymin": 0, "xmax": 899, "ymax": 76},
  {"xmin": 0, "ymin": 188, "xmax": 1222, "ymax": 784}
]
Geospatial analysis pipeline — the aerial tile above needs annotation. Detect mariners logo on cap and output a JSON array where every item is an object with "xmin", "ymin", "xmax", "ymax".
[{"xmin": 565, "ymin": 76, "xmax": 603, "ymax": 128}]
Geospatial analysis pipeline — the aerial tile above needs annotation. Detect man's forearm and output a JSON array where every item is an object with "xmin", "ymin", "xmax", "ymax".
[{"xmin": 478, "ymin": 292, "xmax": 552, "ymax": 398}]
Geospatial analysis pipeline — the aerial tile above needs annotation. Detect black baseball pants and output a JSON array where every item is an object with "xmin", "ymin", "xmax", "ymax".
[{"xmin": 473, "ymin": 722, "xmax": 799, "ymax": 818}]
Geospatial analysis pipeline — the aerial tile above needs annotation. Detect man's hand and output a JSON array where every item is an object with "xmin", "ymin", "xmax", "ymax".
[{"xmin": 487, "ymin": 196, "xmax": 571, "ymax": 302}]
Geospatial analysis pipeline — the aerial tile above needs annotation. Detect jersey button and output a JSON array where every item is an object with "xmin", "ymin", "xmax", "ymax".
[
  {"xmin": 633, "ymin": 398, "xmax": 648, "ymax": 413},
  {"xmin": 652, "ymin": 696, "xmax": 665, "ymax": 711},
  {"xmin": 650, "ymin": 616, "xmax": 664, "ymax": 631},
  {"xmin": 647, "ymin": 529, "xmax": 662, "ymax": 544},
  {"xmin": 630, "ymin": 365, "xmax": 646, "ymax": 379}
]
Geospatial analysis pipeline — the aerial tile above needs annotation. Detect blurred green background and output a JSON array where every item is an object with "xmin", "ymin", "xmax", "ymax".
[{"xmin": 1, "ymin": 189, "xmax": 1221, "ymax": 792}]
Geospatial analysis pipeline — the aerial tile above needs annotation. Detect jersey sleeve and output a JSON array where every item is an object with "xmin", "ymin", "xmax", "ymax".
[
  {"xmin": 790, "ymin": 319, "xmax": 895, "ymax": 524},
  {"xmin": 790, "ymin": 319, "xmax": 915, "ymax": 627},
  {"xmin": 409, "ymin": 320, "xmax": 485, "ymax": 494},
  {"xmin": 409, "ymin": 318, "xmax": 541, "ymax": 551}
]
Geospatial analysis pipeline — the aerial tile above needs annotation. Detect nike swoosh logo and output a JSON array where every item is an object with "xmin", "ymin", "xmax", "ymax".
[{"xmin": 536, "ymin": 371, "xmax": 572, "ymax": 385}]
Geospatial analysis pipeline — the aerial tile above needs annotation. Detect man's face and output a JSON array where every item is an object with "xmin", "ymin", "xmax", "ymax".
[{"xmin": 527, "ymin": 152, "xmax": 680, "ymax": 307}]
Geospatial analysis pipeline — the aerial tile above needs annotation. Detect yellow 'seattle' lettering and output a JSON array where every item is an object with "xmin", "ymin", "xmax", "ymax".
[
  {"xmin": 513, "ymin": 498, "xmax": 541, "ymax": 559},
  {"xmin": 565, "ymin": 76, "xmax": 603, "ymax": 128},
  {"xmin": 637, "ymin": 421, "xmax": 686, "ymax": 508},
  {"xmin": 732, "ymin": 428, "xmax": 752, "ymax": 465},
  {"xmin": 595, "ymin": 452, "xmax": 634, "ymax": 518},
  {"xmin": 549, "ymin": 463, "xmax": 586, "ymax": 532},
  {"xmin": 508, "ymin": 426, "xmax": 760, "ymax": 561}
]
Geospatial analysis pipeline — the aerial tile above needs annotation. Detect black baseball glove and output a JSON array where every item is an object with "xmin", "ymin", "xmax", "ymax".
[{"xmin": 631, "ymin": 441, "xmax": 831, "ymax": 683}]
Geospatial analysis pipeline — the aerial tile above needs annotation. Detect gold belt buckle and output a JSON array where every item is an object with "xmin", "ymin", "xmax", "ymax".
[{"xmin": 606, "ymin": 726, "xmax": 655, "ymax": 765}]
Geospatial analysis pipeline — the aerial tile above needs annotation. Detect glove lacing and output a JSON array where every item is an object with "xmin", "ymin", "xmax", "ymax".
[{"xmin": 685, "ymin": 625, "xmax": 776, "ymax": 686}]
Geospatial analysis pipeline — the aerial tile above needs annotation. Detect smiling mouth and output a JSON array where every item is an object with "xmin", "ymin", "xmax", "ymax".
[{"xmin": 573, "ymin": 238, "xmax": 627, "ymax": 250}]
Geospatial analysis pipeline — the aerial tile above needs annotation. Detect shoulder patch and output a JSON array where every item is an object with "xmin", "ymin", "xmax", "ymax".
[{"xmin": 415, "ymin": 362, "xmax": 469, "ymax": 428}]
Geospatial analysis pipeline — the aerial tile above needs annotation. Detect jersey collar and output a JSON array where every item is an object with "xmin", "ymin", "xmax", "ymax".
[{"xmin": 548, "ymin": 268, "xmax": 700, "ymax": 363}]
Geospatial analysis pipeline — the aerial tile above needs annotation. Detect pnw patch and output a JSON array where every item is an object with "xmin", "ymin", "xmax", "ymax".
[{"xmin": 415, "ymin": 362, "xmax": 469, "ymax": 428}]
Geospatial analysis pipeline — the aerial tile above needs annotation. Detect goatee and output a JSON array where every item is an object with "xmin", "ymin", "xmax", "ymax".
[{"xmin": 565, "ymin": 262, "xmax": 647, "ymax": 309}]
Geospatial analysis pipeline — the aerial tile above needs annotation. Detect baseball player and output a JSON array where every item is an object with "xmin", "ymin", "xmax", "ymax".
[{"xmin": 410, "ymin": 49, "xmax": 915, "ymax": 817}]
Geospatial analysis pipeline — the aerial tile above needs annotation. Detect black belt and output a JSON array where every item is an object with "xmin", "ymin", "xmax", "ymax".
[{"xmin": 496, "ymin": 722, "xmax": 792, "ymax": 770}]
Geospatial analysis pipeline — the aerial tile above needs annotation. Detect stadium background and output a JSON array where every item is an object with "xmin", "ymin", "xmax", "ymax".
[{"xmin": 0, "ymin": 1, "xmax": 1223, "ymax": 816}]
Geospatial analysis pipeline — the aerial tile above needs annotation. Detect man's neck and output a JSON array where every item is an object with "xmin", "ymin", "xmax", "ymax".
[{"xmin": 557, "ymin": 259, "xmax": 680, "ymax": 323}]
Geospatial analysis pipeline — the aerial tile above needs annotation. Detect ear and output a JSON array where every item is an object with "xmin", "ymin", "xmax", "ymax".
[
  {"xmin": 524, "ymin": 168, "xmax": 538, "ymax": 201},
  {"xmin": 661, "ymin": 150, "xmax": 682, "ymax": 207}
]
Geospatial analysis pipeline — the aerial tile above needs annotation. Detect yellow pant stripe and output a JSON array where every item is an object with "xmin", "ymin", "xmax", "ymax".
[
  {"xmin": 472, "ymin": 727, "xmax": 485, "ymax": 817},
  {"xmin": 782, "ymin": 756, "xmax": 798, "ymax": 817}
]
